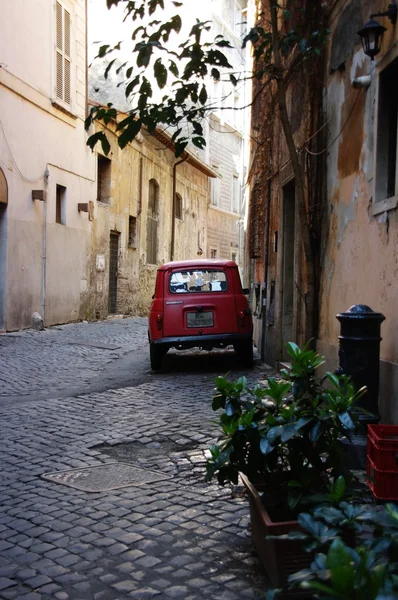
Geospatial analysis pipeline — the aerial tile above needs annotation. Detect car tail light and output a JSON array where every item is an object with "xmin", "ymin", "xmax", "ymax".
[
  {"xmin": 238, "ymin": 310, "xmax": 245, "ymax": 326},
  {"xmin": 156, "ymin": 313, "xmax": 163, "ymax": 330}
]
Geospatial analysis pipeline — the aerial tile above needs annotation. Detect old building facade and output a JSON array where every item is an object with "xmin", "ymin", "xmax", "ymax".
[
  {"xmin": 89, "ymin": 120, "xmax": 215, "ymax": 318},
  {"xmin": 202, "ymin": 0, "xmax": 250, "ymax": 269},
  {"xmin": 0, "ymin": 0, "xmax": 95, "ymax": 330},
  {"xmin": 248, "ymin": 0, "xmax": 398, "ymax": 423}
]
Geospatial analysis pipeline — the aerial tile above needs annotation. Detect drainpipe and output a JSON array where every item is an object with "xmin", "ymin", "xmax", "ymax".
[
  {"xmin": 41, "ymin": 195, "xmax": 47, "ymax": 323},
  {"xmin": 261, "ymin": 179, "xmax": 271, "ymax": 360},
  {"xmin": 170, "ymin": 155, "xmax": 188, "ymax": 261},
  {"xmin": 41, "ymin": 167, "xmax": 50, "ymax": 323}
]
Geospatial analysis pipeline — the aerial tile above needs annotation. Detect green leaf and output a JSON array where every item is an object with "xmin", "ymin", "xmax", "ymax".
[
  {"xmin": 338, "ymin": 411, "xmax": 355, "ymax": 430},
  {"xmin": 125, "ymin": 75, "xmax": 140, "ymax": 98},
  {"xmin": 295, "ymin": 417, "xmax": 312, "ymax": 431},
  {"xmin": 154, "ymin": 58, "xmax": 167, "ymax": 88},
  {"xmin": 175, "ymin": 138, "xmax": 188, "ymax": 157},
  {"xmin": 199, "ymin": 85, "xmax": 207, "ymax": 105},
  {"xmin": 104, "ymin": 58, "xmax": 117, "ymax": 79},
  {"xmin": 326, "ymin": 539, "xmax": 355, "ymax": 594},
  {"xmin": 212, "ymin": 394, "xmax": 225, "ymax": 411},
  {"xmin": 97, "ymin": 44, "xmax": 111, "ymax": 58},
  {"xmin": 286, "ymin": 341, "xmax": 300, "ymax": 357},
  {"xmin": 206, "ymin": 49, "xmax": 232, "ymax": 69},
  {"xmin": 192, "ymin": 136, "xmax": 206, "ymax": 149},
  {"xmin": 211, "ymin": 68, "xmax": 220, "ymax": 80},
  {"xmin": 87, "ymin": 131, "xmax": 110, "ymax": 156},
  {"xmin": 260, "ymin": 436, "xmax": 273, "ymax": 454},
  {"xmin": 215, "ymin": 39, "xmax": 232, "ymax": 48},
  {"xmin": 288, "ymin": 568, "xmax": 314, "ymax": 584},
  {"xmin": 326, "ymin": 372, "xmax": 341, "ymax": 388},
  {"xmin": 298, "ymin": 513, "xmax": 319, "ymax": 536},
  {"xmin": 169, "ymin": 60, "xmax": 179, "ymax": 77},
  {"xmin": 309, "ymin": 421, "xmax": 323, "ymax": 443},
  {"xmin": 267, "ymin": 426, "xmax": 282, "ymax": 444},
  {"xmin": 118, "ymin": 119, "xmax": 142, "ymax": 148},
  {"xmin": 192, "ymin": 122, "xmax": 203, "ymax": 136},
  {"xmin": 330, "ymin": 475, "xmax": 345, "ymax": 502},
  {"xmin": 281, "ymin": 424, "xmax": 297, "ymax": 443},
  {"xmin": 137, "ymin": 44, "xmax": 152, "ymax": 68}
]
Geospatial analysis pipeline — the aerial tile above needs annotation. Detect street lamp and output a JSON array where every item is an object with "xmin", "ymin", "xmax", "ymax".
[{"xmin": 357, "ymin": 1, "xmax": 397, "ymax": 60}]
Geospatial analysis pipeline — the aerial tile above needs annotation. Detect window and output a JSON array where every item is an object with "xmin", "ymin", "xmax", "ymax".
[
  {"xmin": 175, "ymin": 193, "xmax": 183, "ymax": 220},
  {"xmin": 97, "ymin": 155, "xmax": 111, "ymax": 204},
  {"xmin": 55, "ymin": 1, "xmax": 71, "ymax": 106},
  {"xmin": 231, "ymin": 175, "xmax": 240, "ymax": 213},
  {"xmin": 128, "ymin": 216, "xmax": 137, "ymax": 248},
  {"xmin": 231, "ymin": 252, "xmax": 237, "ymax": 263},
  {"xmin": 375, "ymin": 57, "xmax": 398, "ymax": 206},
  {"xmin": 169, "ymin": 269, "xmax": 227, "ymax": 293},
  {"xmin": 210, "ymin": 165, "xmax": 220, "ymax": 206},
  {"xmin": 56, "ymin": 184, "xmax": 66, "ymax": 225},
  {"xmin": 210, "ymin": 248, "xmax": 217, "ymax": 259},
  {"xmin": 147, "ymin": 179, "xmax": 159, "ymax": 264},
  {"xmin": 234, "ymin": 2, "xmax": 245, "ymax": 38}
]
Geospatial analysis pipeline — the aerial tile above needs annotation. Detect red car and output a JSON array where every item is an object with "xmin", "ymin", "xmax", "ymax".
[{"xmin": 148, "ymin": 259, "xmax": 253, "ymax": 370}]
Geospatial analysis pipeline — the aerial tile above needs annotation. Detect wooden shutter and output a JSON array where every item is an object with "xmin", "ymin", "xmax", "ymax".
[
  {"xmin": 64, "ymin": 8, "xmax": 71, "ymax": 105},
  {"xmin": 147, "ymin": 180, "xmax": 159, "ymax": 264},
  {"xmin": 55, "ymin": 2, "xmax": 71, "ymax": 106}
]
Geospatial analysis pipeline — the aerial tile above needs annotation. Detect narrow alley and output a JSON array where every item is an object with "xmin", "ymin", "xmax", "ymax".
[{"xmin": 0, "ymin": 318, "xmax": 269, "ymax": 599}]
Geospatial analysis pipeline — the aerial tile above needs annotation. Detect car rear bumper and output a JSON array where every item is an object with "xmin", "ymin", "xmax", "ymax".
[{"xmin": 150, "ymin": 332, "xmax": 252, "ymax": 350}]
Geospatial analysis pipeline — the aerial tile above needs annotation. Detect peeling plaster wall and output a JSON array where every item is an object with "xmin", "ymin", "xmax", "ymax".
[
  {"xmin": 318, "ymin": 0, "xmax": 398, "ymax": 423},
  {"xmin": 90, "ymin": 125, "xmax": 210, "ymax": 319}
]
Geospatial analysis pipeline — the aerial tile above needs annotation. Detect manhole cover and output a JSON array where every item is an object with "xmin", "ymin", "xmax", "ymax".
[{"xmin": 42, "ymin": 462, "xmax": 170, "ymax": 492}]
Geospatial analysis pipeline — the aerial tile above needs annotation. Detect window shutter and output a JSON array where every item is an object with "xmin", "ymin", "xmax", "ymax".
[
  {"xmin": 55, "ymin": 2, "xmax": 71, "ymax": 106},
  {"xmin": 64, "ymin": 9, "xmax": 71, "ymax": 105},
  {"xmin": 56, "ymin": 2, "xmax": 63, "ymax": 101}
]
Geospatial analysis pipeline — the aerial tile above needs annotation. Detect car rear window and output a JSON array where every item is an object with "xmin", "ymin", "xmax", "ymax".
[{"xmin": 169, "ymin": 269, "xmax": 228, "ymax": 293}]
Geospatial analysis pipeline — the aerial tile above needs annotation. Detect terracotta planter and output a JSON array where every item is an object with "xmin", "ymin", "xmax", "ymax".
[{"xmin": 241, "ymin": 474, "xmax": 312, "ymax": 593}]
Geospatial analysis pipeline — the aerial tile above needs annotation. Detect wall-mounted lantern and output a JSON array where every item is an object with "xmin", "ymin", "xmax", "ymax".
[{"xmin": 357, "ymin": 1, "xmax": 397, "ymax": 60}]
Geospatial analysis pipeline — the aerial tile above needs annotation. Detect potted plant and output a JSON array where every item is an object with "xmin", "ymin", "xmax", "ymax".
[
  {"xmin": 205, "ymin": 342, "xmax": 367, "ymax": 589},
  {"xmin": 266, "ymin": 501, "xmax": 398, "ymax": 599}
]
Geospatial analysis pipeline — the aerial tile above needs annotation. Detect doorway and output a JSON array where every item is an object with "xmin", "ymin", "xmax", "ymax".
[
  {"xmin": 108, "ymin": 232, "xmax": 119, "ymax": 314},
  {"xmin": 0, "ymin": 169, "xmax": 8, "ymax": 330},
  {"xmin": 281, "ymin": 181, "xmax": 296, "ymax": 357}
]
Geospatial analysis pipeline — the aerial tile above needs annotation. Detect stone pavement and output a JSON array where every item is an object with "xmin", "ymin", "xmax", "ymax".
[
  {"xmin": 0, "ymin": 319, "xmax": 272, "ymax": 599},
  {"xmin": 0, "ymin": 318, "xmax": 150, "ymax": 402}
]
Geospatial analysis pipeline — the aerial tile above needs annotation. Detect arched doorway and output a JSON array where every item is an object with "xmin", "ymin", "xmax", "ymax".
[{"xmin": 0, "ymin": 168, "xmax": 8, "ymax": 330}]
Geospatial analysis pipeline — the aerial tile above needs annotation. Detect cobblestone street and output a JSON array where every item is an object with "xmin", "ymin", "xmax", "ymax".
[{"xmin": 0, "ymin": 319, "xmax": 270, "ymax": 599}]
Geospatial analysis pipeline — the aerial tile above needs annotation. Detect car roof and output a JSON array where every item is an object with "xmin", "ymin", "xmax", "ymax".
[{"xmin": 158, "ymin": 259, "xmax": 237, "ymax": 271}]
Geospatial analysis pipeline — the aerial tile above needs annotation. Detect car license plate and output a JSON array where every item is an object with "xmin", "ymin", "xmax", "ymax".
[{"xmin": 187, "ymin": 311, "xmax": 214, "ymax": 328}]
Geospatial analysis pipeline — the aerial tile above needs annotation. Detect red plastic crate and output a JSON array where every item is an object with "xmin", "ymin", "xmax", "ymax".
[
  {"xmin": 367, "ymin": 424, "xmax": 398, "ymax": 472},
  {"xmin": 367, "ymin": 456, "xmax": 398, "ymax": 500}
]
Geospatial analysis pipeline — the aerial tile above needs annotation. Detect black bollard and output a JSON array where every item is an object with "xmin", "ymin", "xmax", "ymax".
[
  {"xmin": 336, "ymin": 305, "xmax": 385, "ymax": 471},
  {"xmin": 336, "ymin": 304, "xmax": 385, "ymax": 420}
]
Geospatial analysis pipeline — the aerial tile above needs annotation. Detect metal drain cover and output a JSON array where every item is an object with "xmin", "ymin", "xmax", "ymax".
[{"xmin": 42, "ymin": 462, "xmax": 170, "ymax": 492}]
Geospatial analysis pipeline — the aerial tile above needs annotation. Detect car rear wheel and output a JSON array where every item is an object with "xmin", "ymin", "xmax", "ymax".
[
  {"xmin": 234, "ymin": 340, "xmax": 254, "ymax": 368},
  {"xmin": 150, "ymin": 344, "xmax": 166, "ymax": 370}
]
